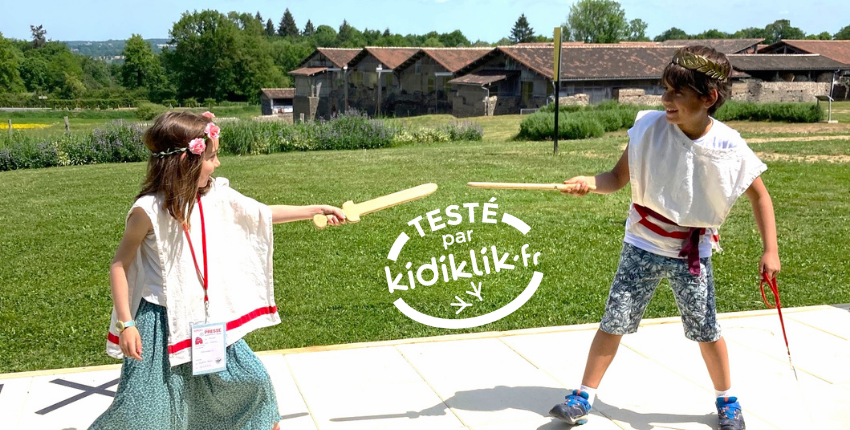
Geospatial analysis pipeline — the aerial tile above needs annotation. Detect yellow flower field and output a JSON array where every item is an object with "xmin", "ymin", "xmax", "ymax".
[{"xmin": 7, "ymin": 123, "xmax": 52, "ymax": 129}]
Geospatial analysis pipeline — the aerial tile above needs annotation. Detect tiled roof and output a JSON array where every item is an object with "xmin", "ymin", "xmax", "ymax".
[
  {"xmin": 354, "ymin": 47, "xmax": 422, "ymax": 70},
  {"xmin": 660, "ymin": 39, "xmax": 764, "ymax": 54},
  {"xmin": 448, "ymin": 70, "xmax": 519, "ymax": 86},
  {"xmin": 316, "ymin": 48, "xmax": 361, "ymax": 68},
  {"xmin": 728, "ymin": 54, "xmax": 848, "ymax": 71},
  {"xmin": 288, "ymin": 67, "xmax": 328, "ymax": 76},
  {"xmin": 260, "ymin": 88, "xmax": 295, "ymax": 99},
  {"xmin": 498, "ymin": 46, "xmax": 680, "ymax": 80},
  {"xmin": 758, "ymin": 40, "xmax": 850, "ymax": 65},
  {"xmin": 421, "ymin": 48, "xmax": 493, "ymax": 73}
]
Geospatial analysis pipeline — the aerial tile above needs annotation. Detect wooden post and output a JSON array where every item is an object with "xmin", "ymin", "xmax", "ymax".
[
  {"xmin": 7, "ymin": 119, "xmax": 11, "ymax": 138},
  {"xmin": 64, "ymin": 116, "xmax": 70, "ymax": 134},
  {"xmin": 553, "ymin": 27, "xmax": 562, "ymax": 156}
]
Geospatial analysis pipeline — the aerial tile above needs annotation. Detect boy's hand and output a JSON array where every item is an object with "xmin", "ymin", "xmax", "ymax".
[
  {"xmin": 319, "ymin": 205, "xmax": 346, "ymax": 226},
  {"xmin": 119, "ymin": 326, "xmax": 143, "ymax": 361},
  {"xmin": 562, "ymin": 176, "xmax": 592, "ymax": 196},
  {"xmin": 760, "ymin": 251, "xmax": 781, "ymax": 280}
]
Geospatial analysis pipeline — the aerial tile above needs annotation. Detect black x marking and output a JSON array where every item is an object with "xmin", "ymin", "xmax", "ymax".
[{"xmin": 35, "ymin": 378, "xmax": 119, "ymax": 415}]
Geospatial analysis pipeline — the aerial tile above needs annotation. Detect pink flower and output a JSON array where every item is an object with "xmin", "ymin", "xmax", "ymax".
[
  {"xmin": 202, "ymin": 111, "xmax": 216, "ymax": 119},
  {"xmin": 204, "ymin": 123, "xmax": 220, "ymax": 140},
  {"xmin": 188, "ymin": 138, "xmax": 206, "ymax": 155}
]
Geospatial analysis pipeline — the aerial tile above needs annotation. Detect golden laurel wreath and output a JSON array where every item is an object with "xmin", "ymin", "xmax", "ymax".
[{"xmin": 671, "ymin": 50, "xmax": 730, "ymax": 82}]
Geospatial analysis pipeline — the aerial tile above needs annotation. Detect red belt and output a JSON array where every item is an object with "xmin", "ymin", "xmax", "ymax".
[{"xmin": 633, "ymin": 204, "xmax": 709, "ymax": 276}]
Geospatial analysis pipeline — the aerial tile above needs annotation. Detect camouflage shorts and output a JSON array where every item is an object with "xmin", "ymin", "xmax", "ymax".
[{"xmin": 600, "ymin": 243, "xmax": 721, "ymax": 342}]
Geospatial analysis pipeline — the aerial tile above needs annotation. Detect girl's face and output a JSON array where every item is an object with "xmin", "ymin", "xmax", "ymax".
[{"xmin": 198, "ymin": 138, "xmax": 220, "ymax": 187}]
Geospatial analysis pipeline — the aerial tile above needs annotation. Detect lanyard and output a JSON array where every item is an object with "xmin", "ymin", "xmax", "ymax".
[{"xmin": 183, "ymin": 194, "xmax": 209, "ymax": 321}]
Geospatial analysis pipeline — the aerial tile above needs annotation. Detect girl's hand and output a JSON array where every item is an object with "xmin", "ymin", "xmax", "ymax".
[
  {"xmin": 760, "ymin": 250, "xmax": 781, "ymax": 280},
  {"xmin": 562, "ymin": 176, "xmax": 592, "ymax": 196},
  {"xmin": 119, "ymin": 327, "xmax": 143, "ymax": 361},
  {"xmin": 319, "ymin": 205, "xmax": 346, "ymax": 226}
]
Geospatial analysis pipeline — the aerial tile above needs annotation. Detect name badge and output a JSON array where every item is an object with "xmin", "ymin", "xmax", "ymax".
[{"xmin": 191, "ymin": 322, "xmax": 226, "ymax": 375}]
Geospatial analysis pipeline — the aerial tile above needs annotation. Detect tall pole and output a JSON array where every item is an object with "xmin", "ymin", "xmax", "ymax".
[{"xmin": 553, "ymin": 27, "xmax": 562, "ymax": 155}]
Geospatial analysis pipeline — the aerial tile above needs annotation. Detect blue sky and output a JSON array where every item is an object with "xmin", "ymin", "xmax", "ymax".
[{"xmin": 1, "ymin": 0, "xmax": 846, "ymax": 43}]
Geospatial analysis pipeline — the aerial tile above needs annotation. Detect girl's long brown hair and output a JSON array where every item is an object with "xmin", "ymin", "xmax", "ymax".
[{"xmin": 138, "ymin": 111, "xmax": 213, "ymax": 226}]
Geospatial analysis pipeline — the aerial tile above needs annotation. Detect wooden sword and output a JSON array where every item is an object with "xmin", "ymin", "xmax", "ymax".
[{"xmin": 313, "ymin": 183, "xmax": 439, "ymax": 229}]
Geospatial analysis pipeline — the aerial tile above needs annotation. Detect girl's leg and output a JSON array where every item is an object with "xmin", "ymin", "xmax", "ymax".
[{"xmin": 699, "ymin": 337, "xmax": 731, "ymax": 391}]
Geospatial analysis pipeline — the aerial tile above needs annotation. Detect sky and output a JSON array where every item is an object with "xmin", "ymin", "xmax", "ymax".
[{"xmin": 1, "ymin": 0, "xmax": 847, "ymax": 43}]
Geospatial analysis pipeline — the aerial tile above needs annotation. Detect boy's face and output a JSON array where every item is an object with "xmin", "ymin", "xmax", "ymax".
[{"xmin": 661, "ymin": 83, "xmax": 713, "ymax": 128}]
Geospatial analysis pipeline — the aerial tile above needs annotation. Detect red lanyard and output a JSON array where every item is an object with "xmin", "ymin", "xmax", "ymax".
[{"xmin": 183, "ymin": 195, "xmax": 208, "ymax": 305}]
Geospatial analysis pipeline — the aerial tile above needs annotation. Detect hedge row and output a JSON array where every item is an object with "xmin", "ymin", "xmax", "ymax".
[{"xmin": 0, "ymin": 111, "xmax": 483, "ymax": 171}]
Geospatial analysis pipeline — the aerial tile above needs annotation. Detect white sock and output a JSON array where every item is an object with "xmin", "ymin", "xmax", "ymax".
[
  {"xmin": 579, "ymin": 385, "xmax": 597, "ymax": 405},
  {"xmin": 715, "ymin": 387, "xmax": 734, "ymax": 399}
]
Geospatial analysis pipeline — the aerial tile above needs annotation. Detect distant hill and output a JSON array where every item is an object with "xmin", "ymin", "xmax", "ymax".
[{"xmin": 62, "ymin": 38, "xmax": 171, "ymax": 59}]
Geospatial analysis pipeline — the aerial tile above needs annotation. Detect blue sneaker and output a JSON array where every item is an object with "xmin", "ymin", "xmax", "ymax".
[
  {"xmin": 716, "ymin": 396, "xmax": 746, "ymax": 430},
  {"xmin": 549, "ymin": 390, "xmax": 591, "ymax": 425}
]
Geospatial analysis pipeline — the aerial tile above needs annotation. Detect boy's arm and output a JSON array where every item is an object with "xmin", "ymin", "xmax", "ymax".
[
  {"xmin": 563, "ymin": 144, "xmax": 631, "ymax": 196},
  {"xmin": 744, "ymin": 177, "xmax": 781, "ymax": 279},
  {"xmin": 269, "ymin": 204, "xmax": 345, "ymax": 225},
  {"xmin": 110, "ymin": 207, "xmax": 151, "ymax": 361}
]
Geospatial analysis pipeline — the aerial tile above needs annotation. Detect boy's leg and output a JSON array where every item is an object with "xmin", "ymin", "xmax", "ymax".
[
  {"xmin": 669, "ymin": 257, "xmax": 744, "ymax": 430},
  {"xmin": 550, "ymin": 243, "xmax": 663, "ymax": 425}
]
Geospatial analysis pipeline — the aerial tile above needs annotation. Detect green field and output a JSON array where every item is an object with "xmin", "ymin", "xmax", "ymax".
[{"xmin": 1, "ymin": 114, "xmax": 849, "ymax": 374}]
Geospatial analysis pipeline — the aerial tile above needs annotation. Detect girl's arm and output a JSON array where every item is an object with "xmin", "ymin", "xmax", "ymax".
[
  {"xmin": 744, "ymin": 177, "xmax": 780, "ymax": 279},
  {"xmin": 110, "ymin": 207, "xmax": 151, "ymax": 361},
  {"xmin": 562, "ymin": 144, "xmax": 631, "ymax": 196},
  {"xmin": 269, "ymin": 204, "xmax": 346, "ymax": 225}
]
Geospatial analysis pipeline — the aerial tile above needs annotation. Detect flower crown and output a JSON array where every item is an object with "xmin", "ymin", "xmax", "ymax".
[
  {"xmin": 670, "ymin": 50, "xmax": 730, "ymax": 82},
  {"xmin": 151, "ymin": 112, "xmax": 220, "ymax": 158}
]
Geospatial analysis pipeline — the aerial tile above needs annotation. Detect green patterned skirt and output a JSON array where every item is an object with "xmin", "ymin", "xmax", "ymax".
[{"xmin": 89, "ymin": 300, "xmax": 280, "ymax": 430}]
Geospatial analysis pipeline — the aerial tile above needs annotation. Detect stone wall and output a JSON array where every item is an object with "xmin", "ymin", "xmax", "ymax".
[
  {"xmin": 293, "ymin": 96, "xmax": 319, "ymax": 122},
  {"xmin": 731, "ymin": 81, "xmax": 831, "ymax": 103},
  {"xmin": 253, "ymin": 113, "xmax": 293, "ymax": 124},
  {"xmin": 451, "ymin": 86, "xmax": 487, "ymax": 118},
  {"xmin": 557, "ymin": 94, "xmax": 590, "ymax": 106},
  {"xmin": 613, "ymin": 89, "xmax": 661, "ymax": 105}
]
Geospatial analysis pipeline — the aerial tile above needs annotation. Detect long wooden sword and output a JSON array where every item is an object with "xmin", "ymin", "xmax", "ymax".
[
  {"xmin": 467, "ymin": 182, "xmax": 597, "ymax": 192},
  {"xmin": 313, "ymin": 183, "xmax": 438, "ymax": 229}
]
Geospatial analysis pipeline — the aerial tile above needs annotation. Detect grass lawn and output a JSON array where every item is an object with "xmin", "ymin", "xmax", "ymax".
[{"xmin": 1, "ymin": 115, "xmax": 849, "ymax": 373}]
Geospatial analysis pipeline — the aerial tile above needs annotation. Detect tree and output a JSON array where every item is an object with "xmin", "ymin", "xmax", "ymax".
[
  {"xmin": 278, "ymin": 8, "xmax": 298, "ymax": 38},
  {"xmin": 763, "ymin": 19, "xmax": 806, "ymax": 44},
  {"xmin": 30, "ymin": 25, "xmax": 47, "ymax": 48},
  {"xmin": 509, "ymin": 14, "xmax": 535, "ymax": 43},
  {"xmin": 626, "ymin": 19, "xmax": 649, "ymax": 41},
  {"xmin": 653, "ymin": 27, "xmax": 689, "ymax": 42},
  {"xmin": 566, "ymin": 0, "xmax": 628, "ymax": 43},
  {"xmin": 265, "ymin": 19, "xmax": 275, "ymax": 37},
  {"xmin": 732, "ymin": 27, "xmax": 766, "ymax": 39},
  {"xmin": 694, "ymin": 29, "xmax": 730, "ymax": 39},
  {"xmin": 440, "ymin": 30, "xmax": 470, "ymax": 47},
  {"xmin": 806, "ymin": 31, "xmax": 832, "ymax": 40},
  {"xmin": 338, "ymin": 20, "xmax": 353, "ymax": 43},
  {"xmin": 303, "ymin": 20, "xmax": 315, "ymax": 37},
  {"xmin": 254, "ymin": 12, "xmax": 263, "ymax": 23},
  {"xmin": 835, "ymin": 25, "xmax": 850, "ymax": 40},
  {"xmin": 0, "ymin": 33, "xmax": 25, "ymax": 92},
  {"xmin": 314, "ymin": 25, "xmax": 338, "ymax": 47},
  {"xmin": 121, "ymin": 34, "xmax": 163, "ymax": 90}
]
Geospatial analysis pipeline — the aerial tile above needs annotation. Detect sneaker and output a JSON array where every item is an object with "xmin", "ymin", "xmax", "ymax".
[
  {"xmin": 716, "ymin": 396, "xmax": 746, "ymax": 430},
  {"xmin": 549, "ymin": 390, "xmax": 592, "ymax": 425}
]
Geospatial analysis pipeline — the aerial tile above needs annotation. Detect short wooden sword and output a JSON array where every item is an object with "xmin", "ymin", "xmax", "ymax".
[
  {"xmin": 467, "ymin": 182, "xmax": 597, "ymax": 192},
  {"xmin": 312, "ymin": 183, "xmax": 438, "ymax": 229}
]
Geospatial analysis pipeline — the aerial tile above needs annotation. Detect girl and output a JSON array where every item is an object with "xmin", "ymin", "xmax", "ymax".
[
  {"xmin": 90, "ymin": 111, "xmax": 345, "ymax": 430},
  {"xmin": 549, "ymin": 46, "xmax": 779, "ymax": 430}
]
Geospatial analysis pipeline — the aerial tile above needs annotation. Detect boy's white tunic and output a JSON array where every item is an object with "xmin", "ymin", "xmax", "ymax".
[
  {"xmin": 625, "ymin": 110, "xmax": 767, "ymax": 258},
  {"xmin": 106, "ymin": 178, "xmax": 280, "ymax": 367}
]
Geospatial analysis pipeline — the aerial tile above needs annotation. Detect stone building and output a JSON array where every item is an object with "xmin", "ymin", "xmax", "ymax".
[
  {"xmin": 727, "ymin": 54, "xmax": 846, "ymax": 102},
  {"xmin": 345, "ymin": 47, "xmax": 421, "ymax": 116},
  {"xmin": 260, "ymin": 88, "xmax": 294, "ymax": 118},
  {"xmin": 289, "ymin": 48, "xmax": 361, "ymax": 121},
  {"xmin": 758, "ymin": 40, "xmax": 850, "ymax": 99}
]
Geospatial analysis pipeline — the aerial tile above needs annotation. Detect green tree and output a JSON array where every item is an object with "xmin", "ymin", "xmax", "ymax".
[
  {"xmin": 278, "ymin": 8, "xmax": 298, "ymax": 38},
  {"xmin": 303, "ymin": 20, "xmax": 316, "ymax": 37},
  {"xmin": 763, "ymin": 19, "xmax": 806, "ymax": 44},
  {"xmin": 21, "ymin": 42, "xmax": 82, "ymax": 94},
  {"xmin": 440, "ymin": 30, "xmax": 470, "ymax": 47},
  {"xmin": 30, "ymin": 24, "xmax": 47, "ymax": 48},
  {"xmin": 0, "ymin": 33, "xmax": 25, "ymax": 92},
  {"xmin": 314, "ymin": 25, "xmax": 338, "ymax": 47},
  {"xmin": 732, "ymin": 27, "xmax": 766, "ymax": 39},
  {"xmin": 835, "ymin": 25, "xmax": 850, "ymax": 40},
  {"xmin": 254, "ymin": 12, "xmax": 263, "ymax": 23},
  {"xmin": 265, "ymin": 19, "xmax": 276, "ymax": 37},
  {"xmin": 653, "ymin": 27, "xmax": 689, "ymax": 42},
  {"xmin": 694, "ymin": 29, "xmax": 730, "ymax": 39},
  {"xmin": 80, "ymin": 56, "xmax": 115, "ymax": 90},
  {"xmin": 509, "ymin": 14, "xmax": 535, "ymax": 43},
  {"xmin": 566, "ymin": 0, "xmax": 628, "ymax": 43},
  {"xmin": 121, "ymin": 34, "xmax": 163, "ymax": 89},
  {"xmin": 805, "ymin": 31, "xmax": 832, "ymax": 40},
  {"xmin": 626, "ymin": 19, "xmax": 649, "ymax": 41}
]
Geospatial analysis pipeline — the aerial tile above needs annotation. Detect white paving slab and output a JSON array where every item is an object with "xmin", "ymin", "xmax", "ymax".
[
  {"xmin": 0, "ymin": 376, "xmax": 33, "ymax": 430},
  {"xmin": 259, "ymin": 354, "xmax": 317, "ymax": 430},
  {"xmin": 787, "ymin": 306, "xmax": 850, "ymax": 340},
  {"xmin": 17, "ymin": 369, "xmax": 120, "ymax": 430}
]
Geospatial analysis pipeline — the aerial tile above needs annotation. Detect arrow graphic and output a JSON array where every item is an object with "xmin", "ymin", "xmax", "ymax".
[
  {"xmin": 450, "ymin": 296, "xmax": 472, "ymax": 314},
  {"xmin": 466, "ymin": 281, "xmax": 483, "ymax": 301}
]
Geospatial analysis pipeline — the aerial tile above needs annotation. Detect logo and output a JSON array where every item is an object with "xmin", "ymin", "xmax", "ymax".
[
  {"xmin": 384, "ymin": 198, "xmax": 543, "ymax": 328},
  {"xmin": 194, "ymin": 337, "xmax": 203, "ymax": 345}
]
